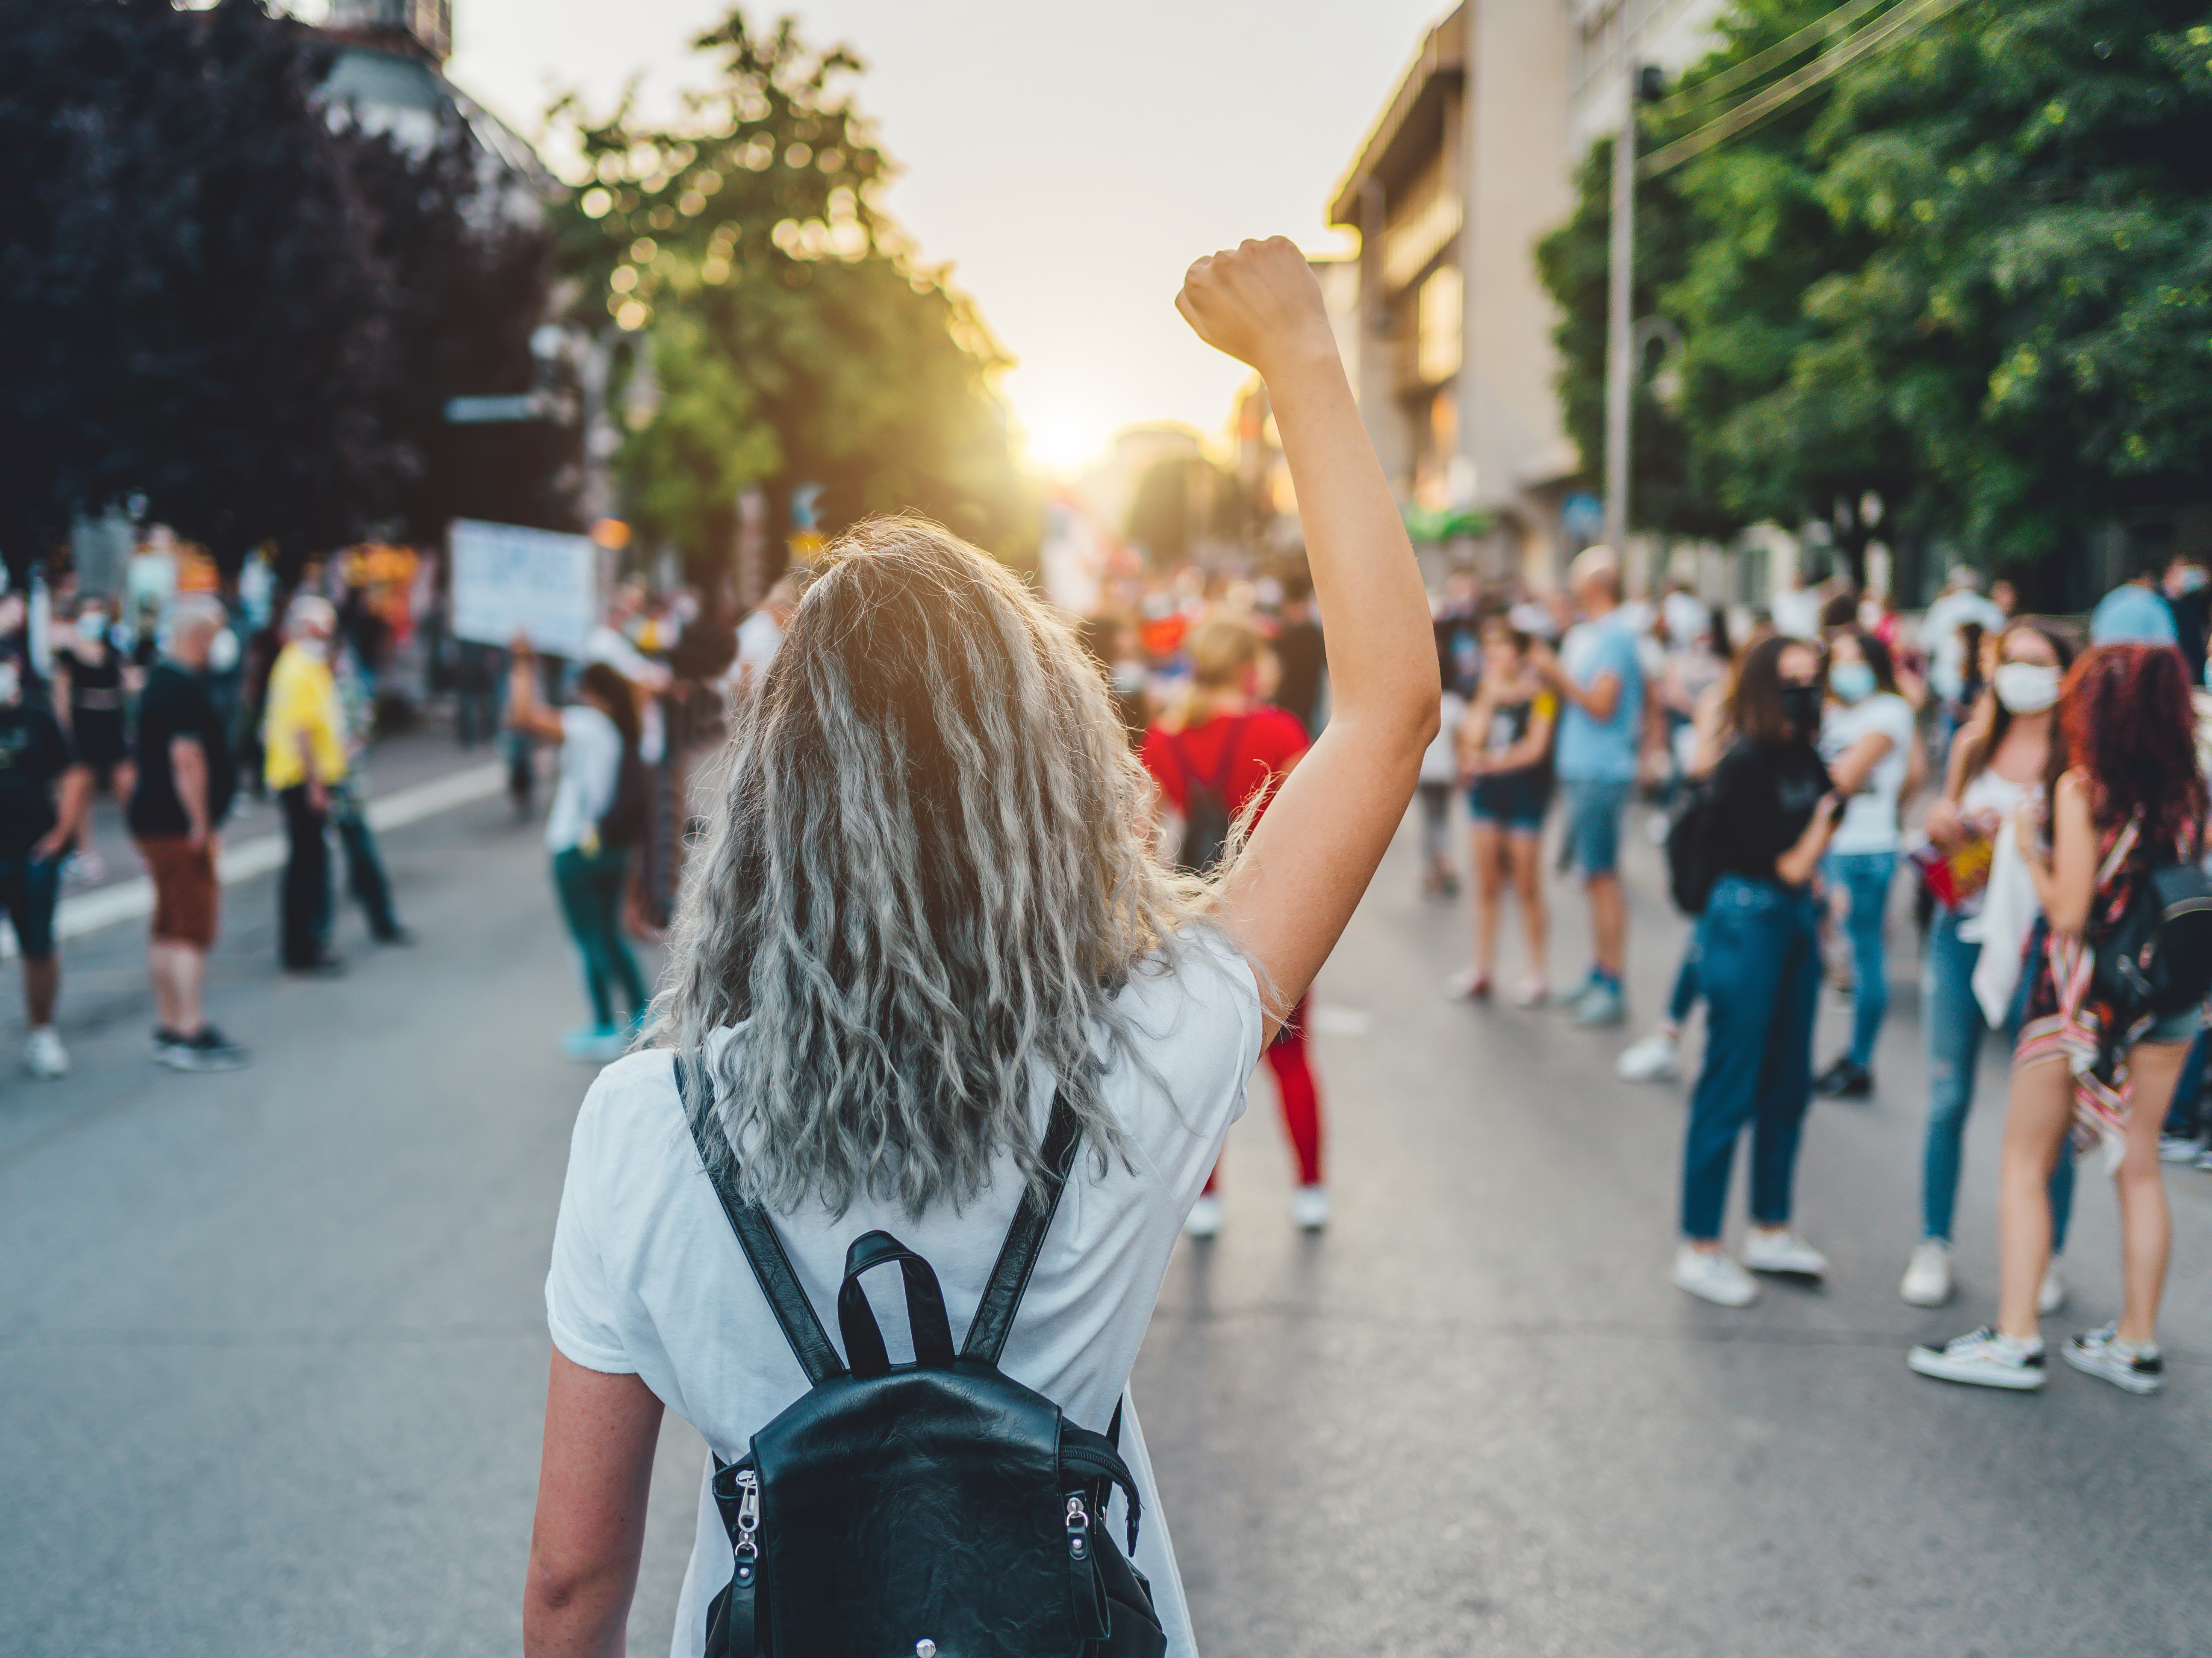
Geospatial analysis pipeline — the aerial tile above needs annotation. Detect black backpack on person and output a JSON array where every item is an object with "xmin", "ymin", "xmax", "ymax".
[
  {"xmin": 1166, "ymin": 716, "xmax": 1248, "ymax": 876},
  {"xmin": 2091, "ymin": 823, "xmax": 2212, "ymax": 1020},
  {"xmin": 1664, "ymin": 773, "xmax": 1725, "ymax": 916},
  {"xmin": 675, "ymin": 1057, "xmax": 1168, "ymax": 1658}
]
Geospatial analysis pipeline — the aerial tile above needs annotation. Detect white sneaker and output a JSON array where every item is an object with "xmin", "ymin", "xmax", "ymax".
[
  {"xmin": 1908, "ymin": 1326, "xmax": 2047, "ymax": 1390},
  {"xmin": 1616, "ymin": 1029, "xmax": 1681, "ymax": 1083},
  {"xmin": 1672, "ymin": 1245, "xmax": 1758, "ymax": 1307},
  {"xmin": 2157, "ymin": 1134, "xmax": 2206, "ymax": 1164},
  {"xmin": 1511, "ymin": 977, "xmax": 1550, "ymax": 1009},
  {"xmin": 24, "ymin": 1025, "xmax": 68, "ymax": 1079},
  {"xmin": 2062, "ymin": 1321, "xmax": 2165, "ymax": 1395},
  {"xmin": 1901, "ymin": 1239, "xmax": 1953, "ymax": 1307},
  {"xmin": 1742, "ymin": 1226, "xmax": 1829, "ymax": 1279},
  {"xmin": 1183, "ymin": 1194, "xmax": 1224, "ymax": 1239},
  {"xmin": 1289, "ymin": 1184, "xmax": 1330, "ymax": 1231},
  {"xmin": 2038, "ymin": 1259, "xmax": 2066, "ymax": 1316}
]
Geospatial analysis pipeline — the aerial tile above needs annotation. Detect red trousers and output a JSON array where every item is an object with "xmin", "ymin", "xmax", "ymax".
[{"xmin": 1203, "ymin": 1001, "xmax": 1324, "ymax": 1192}]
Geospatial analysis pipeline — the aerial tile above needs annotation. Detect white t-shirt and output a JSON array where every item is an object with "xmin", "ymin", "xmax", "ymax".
[
  {"xmin": 545, "ymin": 704, "xmax": 622, "ymax": 853},
  {"xmin": 543, "ymin": 930, "xmax": 1264, "ymax": 1658},
  {"xmin": 1819, "ymin": 692, "xmax": 1915, "ymax": 854},
  {"xmin": 1421, "ymin": 690, "xmax": 1468, "ymax": 784}
]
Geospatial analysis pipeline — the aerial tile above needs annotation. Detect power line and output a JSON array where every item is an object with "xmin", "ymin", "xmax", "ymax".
[
  {"xmin": 1655, "ymin": 0, "xmax": 1890, "ymax": 119},
  {"xmin": 1638, "ymin": 0, "xmax": 1965, "ymax": 179}
]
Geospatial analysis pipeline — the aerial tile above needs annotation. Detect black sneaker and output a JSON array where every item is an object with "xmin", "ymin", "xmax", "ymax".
[
  {"xmin": 152, "ymin": 1027, "xmax": 189, "ymax": 1061},
  {"xmin": 163, "ymin": 1026, "xmax": 249, "ymax": 1072},
  {"xmin": 1814, "ymin": 1056, "xmax": 1873, "ymax": 1100}
]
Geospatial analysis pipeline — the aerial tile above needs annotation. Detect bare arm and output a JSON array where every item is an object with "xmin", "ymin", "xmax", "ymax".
[
  {"xmin": 1176, "ymin": 238, "xmax": 1439, "ymax": 1038},
  {"xmin": 171, "ymin": 736, "xmax": 210, "ymax": 848},
  {"xmin": 1775, "ymin": 794, "xmax": 1842, "ymax": 888},
  {"xmin": 34, "ymin": 764, "xmax": 94, "ymax": 859},
  {"xmin": 508, "ymin": 646, "xmax": 569, "ymax": 744},
  {"xmin": 523, "ymin": 1352, "xmax": 664, "ymax": 1658},
  {"xmin": 1494, "ymin": 702, "xmax": 1555, "ymax": 773},
  {"xmin": 2019, "ymin": 770, "xmax": 2097, "ymax": 936},
  {"xmin": 1531, "ymin": 646, "xmax": 1621, "ymax": 724},
  {"xmin": 1824, "ymin": 729, "xmax": 1894, "ymax": 800}
]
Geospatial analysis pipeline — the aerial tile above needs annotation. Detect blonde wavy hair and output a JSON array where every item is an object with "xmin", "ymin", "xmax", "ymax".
[{"xmin": 655, "ymin": 516, "xmax": 1223, "ymax": 1215}]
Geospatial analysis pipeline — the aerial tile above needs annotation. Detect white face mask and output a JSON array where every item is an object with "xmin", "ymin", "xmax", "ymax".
[
  {"xmin": 77, "ymin": 613, "xmax": 108, "ymax": 645},
  {"xmin": 207, "ymin": 628, "xmax": 240, "ymax": 674},
  {"xmin": 0, "ymin": 662, "xmax": 18, "ymax": 705},
  {"xmin": 1994, "ymin": 661, "xmax": 2060, "ymax": 715}
]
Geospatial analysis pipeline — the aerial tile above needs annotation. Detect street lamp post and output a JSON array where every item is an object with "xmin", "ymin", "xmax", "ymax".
[{"xmin": 1602, "ymin": 51, "xmax": 1638, "ymax": 561}]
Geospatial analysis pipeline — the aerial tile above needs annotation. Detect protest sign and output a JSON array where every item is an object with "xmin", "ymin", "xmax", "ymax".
[{"xmin": 449, "ymin": 520, "xmax": 597, "ymax": 658}]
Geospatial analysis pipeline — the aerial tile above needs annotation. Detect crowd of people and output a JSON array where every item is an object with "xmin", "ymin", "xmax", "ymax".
[{"xmin": 1067, "ymin": 525, "xmax": 2212, "ymax": 1399}]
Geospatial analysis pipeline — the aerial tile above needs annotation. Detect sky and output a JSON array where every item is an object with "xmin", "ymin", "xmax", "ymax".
[{"xmin": 444, "ymin": 0, "xmax": 1451, "ymax": 473}]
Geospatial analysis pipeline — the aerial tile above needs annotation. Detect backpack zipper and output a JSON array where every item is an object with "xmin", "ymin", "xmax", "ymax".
[{"xmin": 733, "ymin": 1468, "xmax": 761, "ymax": 1583}]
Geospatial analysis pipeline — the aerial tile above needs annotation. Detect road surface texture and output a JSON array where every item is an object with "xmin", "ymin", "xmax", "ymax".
[{"xmin": 1, "ymin": 790, "xmax": 2207, "ymax": 1656}]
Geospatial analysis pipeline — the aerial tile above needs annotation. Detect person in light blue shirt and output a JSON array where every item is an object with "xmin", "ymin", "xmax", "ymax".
[
  {"xmin": 1530, "ymin": 546, "xmax": 1645, "ymax": 1026},
  {"xmin": 2089, "ymin": 563, "xmax": 2179, "ymax": 647}
]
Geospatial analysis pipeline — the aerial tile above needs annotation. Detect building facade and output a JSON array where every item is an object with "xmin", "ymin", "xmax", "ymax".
[{"xmin": 1330, "ymin": 0, "xmax": 1727, "ymax": 590}]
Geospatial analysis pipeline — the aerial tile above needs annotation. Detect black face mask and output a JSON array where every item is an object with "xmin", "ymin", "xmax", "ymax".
[{"xmin": 1779, "ymin": 682, "xmax": 1823, "ymax": 736}]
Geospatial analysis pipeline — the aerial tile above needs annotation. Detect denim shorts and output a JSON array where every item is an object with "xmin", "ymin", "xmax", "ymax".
[
  {"xmin": 2143, "ymin": 1003, "xmax": 2203, "ymax": 1046},
  {"xmin": 1469, "ymin": 773, "xmax": 1551, "ymax": 835},
  {"xmin": 1559, "ymin": 779, "xmax": 1632, "ymax": 876},
  {"xmin": 0, "ymin": 853, "xmax": 63, "ymax": 961}
]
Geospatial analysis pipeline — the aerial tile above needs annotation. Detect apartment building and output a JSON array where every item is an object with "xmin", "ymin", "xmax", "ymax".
[{"xmin": 1330, "ymin": 0, "xmax": 1727, "ymax": 587}]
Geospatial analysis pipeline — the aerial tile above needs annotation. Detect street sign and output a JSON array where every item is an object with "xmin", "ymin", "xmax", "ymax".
[
  {"xmin": 450, "ymin": 519, "xmax": 597, "ymax": 658},
  {"xmin": 1562, "ymin": 491, "xmax": 1605, "ymax": 539},
  {"xmin": 444, "ymin": 392, "xmax": 547, "ymax": 424}
]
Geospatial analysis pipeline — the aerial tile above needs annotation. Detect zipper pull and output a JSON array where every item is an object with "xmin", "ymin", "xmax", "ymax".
[
  {"xmin": 1064, "ymin": 1492, "xmax": 1091, "ymax": 1562},
  {"xmin": 733, "ymin": 1469, "xmax": 761, "ymax": 1582}
]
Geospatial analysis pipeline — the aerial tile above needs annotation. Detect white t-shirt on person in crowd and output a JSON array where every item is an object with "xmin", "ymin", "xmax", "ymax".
[
  {"xmin": 544, "ymin": 704, "xmax": 622, "ymax": 855},
  {"xmin": 543, "ymin": 928, "xmax": 1264, "ymax": 1658},
  {"xmin": 1818, "ymin": 691, "xmax": 1916, "ymax": 855}
]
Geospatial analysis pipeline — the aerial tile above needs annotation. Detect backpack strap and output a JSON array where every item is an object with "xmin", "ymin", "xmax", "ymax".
[
  {"xmin": 960, "ymin": 1088, "xmax": 1082, "ymax": 1365},
  {"xmin": 1202, "ymin": 715, "xmax": 1252, "ymax": 798},
  {"xmin": 675, "ymin": 1052, "xmax": 848, "ymax": 1386}
]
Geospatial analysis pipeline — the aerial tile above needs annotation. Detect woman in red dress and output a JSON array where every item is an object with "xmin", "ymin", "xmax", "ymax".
[{"xmin": 1142, "ymin": 613, "xmax": 1326, "ymax": 1236}]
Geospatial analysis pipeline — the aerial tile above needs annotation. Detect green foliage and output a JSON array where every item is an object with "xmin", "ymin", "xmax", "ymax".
[
  {"xmin": 1537, "ymin": 0, "xmax": 2212, "ymax": 573},
  {"xmin": 548, "ymin": 10, "xmax": 1037, "ymax": 571}
]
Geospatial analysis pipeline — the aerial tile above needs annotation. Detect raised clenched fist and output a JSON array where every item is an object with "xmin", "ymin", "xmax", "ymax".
[{"xmin": 1175, "ymin": 236, "xmax": 1334, "ymax": 378}]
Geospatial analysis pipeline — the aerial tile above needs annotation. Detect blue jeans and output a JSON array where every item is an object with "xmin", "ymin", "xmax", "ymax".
[
  {"xmin": 1667, "ymin": 936, "xmax": 1700, "ymax": 1026},
  {"xmin": 1680, "ymin": 876, "xmax": 1821, "ymax": 1240},
  {"xmin": 1921, "ymin": 911, "xmax": 2074, "ymax": 1247},
  {"xmin": 552, "ymin": 845, "xmax": 647, "ymax": 1029},
  {"xmin": 2164, "ymin": 1027, "xmax": 2210, "ymax": 1139},
  {"xmin": 1823, "ymin": 850, "xmax": 1896, "ymax": 1068}
]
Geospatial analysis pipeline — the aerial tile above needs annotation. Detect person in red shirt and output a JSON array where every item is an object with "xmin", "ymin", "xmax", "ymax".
[{"xmin": 1141, "ymin": 613, "xmax": 1326, "ymax": 1236}]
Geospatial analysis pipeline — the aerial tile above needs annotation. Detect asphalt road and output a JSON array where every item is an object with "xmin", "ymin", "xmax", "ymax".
[{"xmin": 1, "ymin": 790, "xmax": 2207, "ymax": 1656}]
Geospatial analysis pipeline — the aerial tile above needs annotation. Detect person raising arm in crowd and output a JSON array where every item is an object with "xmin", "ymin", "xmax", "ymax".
[{"xmin": 521, "ymin": 236, "xmax": 1438, "ymax": 1658}]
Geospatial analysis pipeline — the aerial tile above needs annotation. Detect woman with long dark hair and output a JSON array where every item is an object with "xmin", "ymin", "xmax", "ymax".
[
  {"xmin": 1900, "ymin": 618, "xmax": 2077, "ymax": 1309},
  {"xmin": 1452, "ymin": 610, "xmax": 1556, "ymax": 1005},
  {"xmin": 1912, "ymin": 643, "xmax": 2203, "ymax": 1391},
  {"xmin": 521, "ymin": 239, "xmax": 1440, "ymax": 1656},
  {"xmin": 1671, "ymin": 635, "xmax": 1841, "ymax": 1305}
]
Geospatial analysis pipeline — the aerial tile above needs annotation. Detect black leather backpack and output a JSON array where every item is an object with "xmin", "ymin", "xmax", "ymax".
[{"xmin": 676, "ymin": 1057, "xmax": 1169, "ymax": 1658}]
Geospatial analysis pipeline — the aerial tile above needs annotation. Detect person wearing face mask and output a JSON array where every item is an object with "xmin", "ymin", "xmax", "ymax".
[
  {"xmin": 1900, "ymin": 620, "xmax": 2077, "ymax": 1309},
  {"xmin": 0, "ymin": 655, "xmax": 92, "ymax": 1077},
  {"xmin": 263, "ymin": 595, "xmax": 351, "ymax": 975},
  {"xmin": 2162, "ymin": 555, "xmax": 2210, "ymax": 685},
  {"xmin": 1670, "ymin": 636, "xmax": 1841, "ymax": 1306},
  {"xmin": 1810, "ymin": 628, "xmax": 1918, "ymax": 1100}
]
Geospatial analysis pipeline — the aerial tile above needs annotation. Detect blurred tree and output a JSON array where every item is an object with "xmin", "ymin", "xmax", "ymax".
[
  {"xmin": 546, "ymin": 9, "xmax": 1037, "ymax": 576},
  {"xmin": 1539, "ymin": 0, "xmax": 2212, "ymax": 584},
  {"xmin": 1793, "ymin": 0, "xmax": 2212, "ymax": 562},
  {"xmin": 0, "ymin": 0, "xmax": 557, "ymax": 584}
]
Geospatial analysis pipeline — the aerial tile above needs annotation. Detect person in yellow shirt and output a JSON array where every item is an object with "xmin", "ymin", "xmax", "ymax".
[{"xmin": 265, "ymin": 595, "xmax": 350, "ymax": 973}]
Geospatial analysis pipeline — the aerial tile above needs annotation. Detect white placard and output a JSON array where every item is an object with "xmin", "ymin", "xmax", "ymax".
[{"xmin": 449, "ymin": 519, "xmax": 598, "ymax": 658}]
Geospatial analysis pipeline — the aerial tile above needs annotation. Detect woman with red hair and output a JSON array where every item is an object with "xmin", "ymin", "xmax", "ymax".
[{"xmin": 1912, "ymin": 643, "xmax": 2204, "ymax": 1393}]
